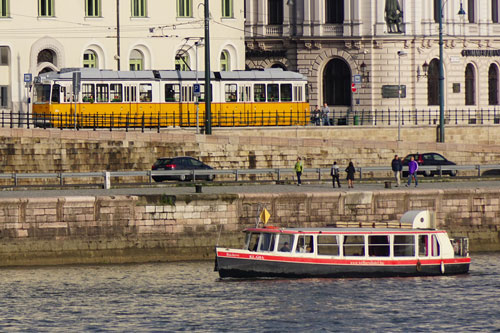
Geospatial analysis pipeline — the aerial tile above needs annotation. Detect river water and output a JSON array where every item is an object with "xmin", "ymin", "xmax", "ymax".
[{"xmin": 0, "ymin": 253, "xmax": 498, "ymax": 332}]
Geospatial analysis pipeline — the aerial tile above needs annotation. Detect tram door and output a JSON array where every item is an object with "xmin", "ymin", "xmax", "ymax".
[{"xmin": 238, "ymin": 84, "xmax": 252, "ymax": 126}]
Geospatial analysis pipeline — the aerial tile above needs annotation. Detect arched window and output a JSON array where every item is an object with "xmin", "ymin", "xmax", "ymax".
[
  {"xmin": 427, "ymin": 59, "xmax": 439, "ymax": 106},
  {"xmin": 129, "ymin": 49, "xmax": 144, "ymax": 71},
  {"xmin": 83, "ymin": 50, "xmax": 98, "ymax": 68},
  {"xmin": 465, "ymin": 64, "xmax": 476, "ymax": 105},
  {"xmin": 220, "ymin": 50, "xmax": 230, "ymax": 71},
  {"xmin": 323, "ymin": 58, "xmax": 351, "ymax": 106},
  {"xmin": 271, "ymin": 63, "xmax": 287, "ymax": 70},
  {"xmin": 175, "ymin": 53, "xmax": 190, "ymax": 71},
  {"xmin": 489, "ymin": 64, "xmax": 499, "ymax": 105},
  {"xmin": 37, "ymin": 49, "xmax": 56, "ymax": 65}
]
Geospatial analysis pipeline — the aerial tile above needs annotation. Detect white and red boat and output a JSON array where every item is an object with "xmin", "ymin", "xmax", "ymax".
[{"xmin": 215, "ymin": 210, "xmax": 470, "ymax": 279}]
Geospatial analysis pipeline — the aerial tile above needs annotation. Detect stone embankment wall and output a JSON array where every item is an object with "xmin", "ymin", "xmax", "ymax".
[
  {"xmin": 1, "ymin": 126, "xmax": 500, "ymax": 185},
  {"xmin": 0, "ymin": 189, "xmax": 498, "ymax": 267}
]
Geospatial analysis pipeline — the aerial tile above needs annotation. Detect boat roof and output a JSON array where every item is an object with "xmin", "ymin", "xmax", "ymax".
[{"xmin": 244, "ymin": 226, "xmax": 445, "ymax": 235}]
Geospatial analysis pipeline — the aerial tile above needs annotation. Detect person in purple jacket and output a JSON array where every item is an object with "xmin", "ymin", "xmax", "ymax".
[{"xmin": 406, "ymin": 156, "xmax": 418, "ymax": 187}]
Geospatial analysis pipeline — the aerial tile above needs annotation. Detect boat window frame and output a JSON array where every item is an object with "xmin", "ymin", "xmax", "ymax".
[
  {"xmin": 277, "ymin": 233, "xmax": 294, "ymax": 252},
  {"xmin": 342, "ymin": 235, "xmax": 366, "ymax": 257},
  {"xmin": 368, "ymin": 235, "xmax": 390, "ymax": 257},
  {"xmin": 295, "ymin": 235, "xmax": 314, "ymax": 254},
  {"xmin": 317, "ymin": 234, "xmax": 340, "ymax": 256},
  {"xmin": 393, "ymin": 234, "xmax": 416, "ymax": 257}
]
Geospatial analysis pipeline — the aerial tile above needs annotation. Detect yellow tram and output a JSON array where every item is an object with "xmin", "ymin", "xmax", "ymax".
[{"xmin": 32, "ymin": 68, "xmax": 310, "ymax": 128}]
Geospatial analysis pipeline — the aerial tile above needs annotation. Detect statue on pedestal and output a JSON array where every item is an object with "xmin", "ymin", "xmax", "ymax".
[{"xmin": 385, "ymin": 0, "xmax": 404, "ymax": 33}]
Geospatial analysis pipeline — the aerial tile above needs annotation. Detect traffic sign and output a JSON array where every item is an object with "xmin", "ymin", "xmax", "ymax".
[
  {"xmin": 193, "ymin": 83, "xmax": 201, "ymax": 97},
  {"xmin": 351, "ymin": 83, "xmax": 357, "ymax": 93},
  {"xmin": 353, "ymin": 74, "xmax": 362, "ymax": 84},
  {"xmin": 24, "ymin": 73, "xmax": 32, "ymax": 83}
]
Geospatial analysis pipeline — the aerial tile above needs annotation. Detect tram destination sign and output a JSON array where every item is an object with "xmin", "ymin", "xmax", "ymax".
[{"xmin": 382, "ymin": 85, "xmax": 406, "ymax": 98}]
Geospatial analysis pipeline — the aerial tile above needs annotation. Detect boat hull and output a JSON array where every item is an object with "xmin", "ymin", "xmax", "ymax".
[{"xmin": 216, "ymin": 251, "xmax": 470, "ymax": 279}]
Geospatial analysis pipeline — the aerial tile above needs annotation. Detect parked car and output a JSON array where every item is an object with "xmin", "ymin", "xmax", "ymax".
[
  {"xmin": 152, "ymin": 157, "xmax": 215, "ymax": 182},
  {"xmin": 402, "ymin": 153, "xmax": 457, "ymax": 177}
]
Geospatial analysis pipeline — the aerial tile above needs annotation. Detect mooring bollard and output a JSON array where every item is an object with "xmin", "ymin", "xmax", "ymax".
[
  {"xmin": 384, "ymin": 181, "xmax": 391, "ymax": 189},
  {"xmin": 195, "ymin": 184, "xmax": 202, "ymax": 193}
]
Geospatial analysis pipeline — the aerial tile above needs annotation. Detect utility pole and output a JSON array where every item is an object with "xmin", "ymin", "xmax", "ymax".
[
  {"xmin": 116, "ymin": 0, "xmax": 121, "ymax": 70},
  {"xmin": 204, "ymin": 0, "xmax": 212, "ymax": 135}
]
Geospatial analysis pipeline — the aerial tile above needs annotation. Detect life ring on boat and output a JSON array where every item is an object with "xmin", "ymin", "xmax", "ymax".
[
  {"xmin": 264, "ymin": 226, "xmax": 279, "ymax": 229},
  {"xmin": 440, "ymin": 261, "xmax": 445, "ymax": 274},
  {"xmin": 416, "ymin": 260, "xmax": 422, "ymax": 272}
]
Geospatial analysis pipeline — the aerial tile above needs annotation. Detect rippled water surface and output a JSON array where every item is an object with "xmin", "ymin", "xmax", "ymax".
[{"xmin": 0, "ymin": 253, "xmax": 499, "ymax": 332}]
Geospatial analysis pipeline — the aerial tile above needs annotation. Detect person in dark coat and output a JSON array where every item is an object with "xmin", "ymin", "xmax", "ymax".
[
  {"xmin": 391, "ymin": 155, "xmax": 403, "ymax": 187},
  {"xmin": 345, "ymin": 161, "xmax": 355, "ymax": 188},
  {"xmin": 330, "ymin": 161, "xmax": 341, "ymax": 188}
]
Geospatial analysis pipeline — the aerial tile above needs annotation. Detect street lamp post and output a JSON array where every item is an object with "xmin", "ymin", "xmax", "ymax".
[
  {"xmin": 397, "ymin": 50, "xmax": 407, "ymax": 142},
  {"xmin": 438, "ymin": 0, "xmax": 466, "ymax": 142},
  {"xmin": 204, "ymin": 0, "xmax": 212, "ymax": 135}
]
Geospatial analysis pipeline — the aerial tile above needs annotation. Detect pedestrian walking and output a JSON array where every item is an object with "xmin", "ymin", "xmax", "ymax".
[
  {"xmin": 313, "ymin": 105, "xmax": 321, "ymax": 125},
  {"xmin": 294, "ymin": 157, "xmax": 303, "ymax": 186},
  {"xmin": 391, "ymin": 154, "xmax": 403, "ymax": 187},
  {"xmin": 330, "ymin": 161, "xmax": 341, "ymax": 188},
  {"xmin": 406, "ymin": 156, "xmax": 419, "ymax": 187},
  {"xmin": 345, "ymin": 161, "xmax": 355, "ymax": 188},
  {"xmin": 321, "ymin": 103, "xmax": 330, "ymax": 126}
]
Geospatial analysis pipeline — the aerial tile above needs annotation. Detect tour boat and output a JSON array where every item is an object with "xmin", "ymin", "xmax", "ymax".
[{"xmin": 215, "ymin": 210, "xmax": 470, "ymax": 279}]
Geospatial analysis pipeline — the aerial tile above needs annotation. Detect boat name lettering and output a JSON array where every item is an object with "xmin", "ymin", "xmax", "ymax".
[
  {"xmin": 249, "ymin": 255, "xmax": 264, "ymax": 260},
  {"xmin": 350, "ymin": 260, "xmax": 384, "ymax": 265}
]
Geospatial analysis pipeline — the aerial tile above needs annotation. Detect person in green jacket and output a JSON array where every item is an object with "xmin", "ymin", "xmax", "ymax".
[{"xmin": 294, "ymin": 157, "xmax": 303, "ymax": 186}]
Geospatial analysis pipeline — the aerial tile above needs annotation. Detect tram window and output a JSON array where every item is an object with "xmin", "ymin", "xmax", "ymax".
[
  {"xmin": 280, "ymin": 84, "xmax": 292, "ymax": 102},
  {"xmin": 394, "ymin": 235, "xmax": 415, "ymax": 257},
  {"xmin": 82, "ymin": 84, "xmax": 95, "ymax": 103},
  {"xmin": 96, "ymin": 84, "xmax": 109, "ymax": 102},
  {"xmin": 431, "ymin": 235, "xmax": 440, "ymax": 257},
  {"xmin": 124, "ymin": 86, "xmax": 137, "ymax": 102},
  {"xmin": 254, "ymin": 84, "xmax": 266, "ymax": 102},
  {"xmin": 368, "ymin": 235, "xmax": 390, "ymax": 257},
  {"xmin": 110, "ymin": 84, "xmax": 123, "ymax": 102},
  {"xmin": 294, "ymin": 86, "xmax": 303, "ymax": 102},
  {"xmin": 317, "ymin": 235, "xmax": 339, "ymax": 256},
  {"xmin": 181, "ymin": 85, "xmax": 193, "ymax": 102},
  {"xmin": 418, "ymin": 235, "xmax": 428, "ymax": 256},
  {"xmin": 139, "ymin": 84, "xmax": 152, "ymax": 102},
  {"xmin": 296, "ymin": 235, "xmax": 314, "ymax": 253},
  {"xmin": 343, "ymin": 235, "xmax": 365, "ymax": 256},
  {"xmin": 259, "ymin": 233, "xmax": 276, "ymax": 252},
  {"xmin": 51, "ymin": 84, "xmax": 60, "ymax": 103},
  {"xmin": 225, "ymin": 84, "xmax": 237, "ymax": 102},
  {"xmin": 198, "ymin": 84, "xmax": 213, "ymax": 102},
  {"xmin": 34, "ymin": 84, "xmax": 51, "ymax": 103},
  {"xmin": 267, "ymin": 84, "xmax": 279, "ymax": 102},
  {"xmin": 165, "ymin": 84, "xmax": 180, "ymax": 102},
  {"xmin": 239, "ymin": 85, "xmax": 251, "ymax": 102}
]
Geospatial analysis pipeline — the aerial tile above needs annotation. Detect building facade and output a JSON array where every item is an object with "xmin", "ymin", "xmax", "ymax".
[
  {"xmin": 0, "ymin": 0, "xmax": 244, "ymax": 118},
  {"xmin": 245, "ymin": 0, "xmax": 500, "ymax": 124}
]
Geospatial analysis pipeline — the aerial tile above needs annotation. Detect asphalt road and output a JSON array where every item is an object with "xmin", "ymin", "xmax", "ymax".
[{"xmin": 1, "ymin": 178, "xmax": 500, "ymax": 198}]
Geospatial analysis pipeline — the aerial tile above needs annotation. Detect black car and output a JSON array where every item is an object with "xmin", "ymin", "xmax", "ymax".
[
  {"xmin": 402, "ymin": 153, "xmax": 457, "ymax": 177},
  {"xmin": 152, "ymin": 157, "xmax": 215, "ymax": 182}
]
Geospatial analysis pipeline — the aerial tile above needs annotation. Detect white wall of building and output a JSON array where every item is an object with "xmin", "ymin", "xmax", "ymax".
[{"xmin": 0, "ymin": 0, "xmax": 245, "ymax": 118}]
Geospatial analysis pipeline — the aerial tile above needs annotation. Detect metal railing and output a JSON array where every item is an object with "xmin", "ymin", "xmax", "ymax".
[
  {"xmin": 1, "ymin": 164, "xmax": 499, "ymax": 189},
  {"xmin": 2, "ymin": 107, "xmax": 500, "ymax": 131}
]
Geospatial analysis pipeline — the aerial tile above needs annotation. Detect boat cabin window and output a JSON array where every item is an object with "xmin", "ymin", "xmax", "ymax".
[
  {"xmin": 343, "ymin": 235, "xmax": 365, "ymax": 256},
  {"xmin": 277, "ymin": 234, "xmax": 294, "ymax": 252},
  {"xmin": 317, "ymin": 235, "xmax": 339, "ymax": 256},
  {"xmin": 258, "ymin": 233, "xmax": 276, "ymax": 252},
  {"xmin": 431, "ymin": 235, "xmax": 440, "ymax": 257},
  {"xmin": 246, "ymin": 233, "xmax": 260, "ymax": 251},
  {"xmin": 418, "ymin": 235, "xmax": 428, "ymax": 256},
  {"xmin": 296, "ymin": 235, "xmax": 314, "ymax": 253},
  {"xmin": 368, "ymin": 235, "xmax": 390, "ymax": 257},
  {"xmin": 394, "ymin": 235, "xmax": 415, "ymax": 257}
]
